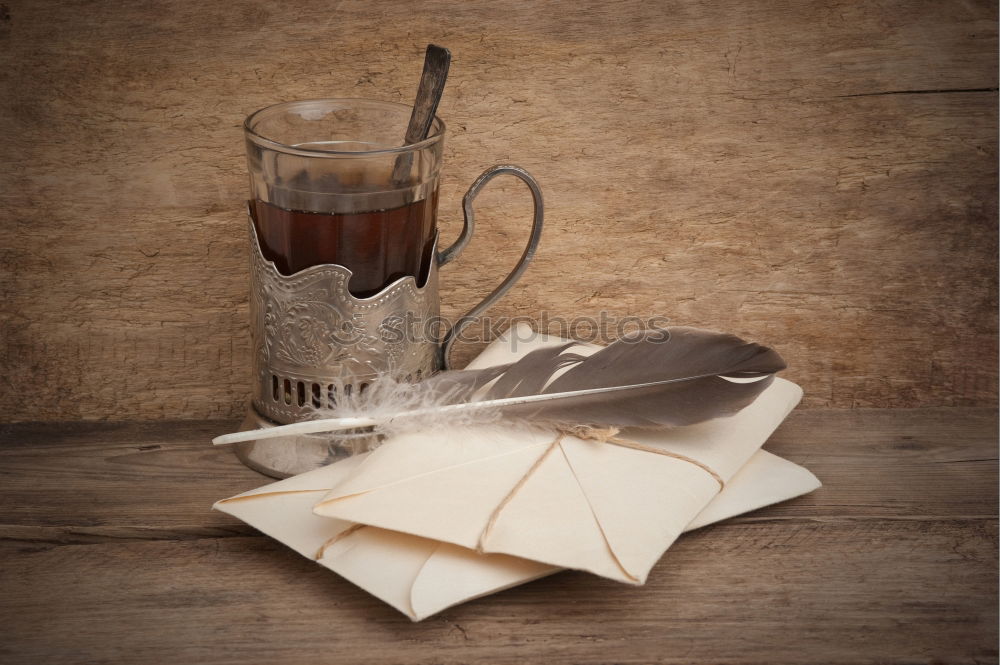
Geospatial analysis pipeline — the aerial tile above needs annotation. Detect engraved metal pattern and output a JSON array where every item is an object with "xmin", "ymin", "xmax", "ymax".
[
  {"xmin": 248, "ymin": 218, "xmax": 440, "ymax": 424},
  {"xmin": 238, "ymin": 164, "xmax": 544, "ymax": 478}
]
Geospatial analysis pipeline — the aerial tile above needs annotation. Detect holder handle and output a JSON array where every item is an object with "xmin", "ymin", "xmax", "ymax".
[{"xmin": 437, "ymin": 164, "xmax": 544, "ymax": 369}]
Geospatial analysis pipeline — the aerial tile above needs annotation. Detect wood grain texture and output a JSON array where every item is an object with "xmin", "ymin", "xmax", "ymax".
[
  {"xmin": 1, "ymin": 522, "xmax": 994, "ymax": 665},
  {"xmin": 0, "ymin": 0, "xmax": 997, "ymax": 421},
  {"xmin": 0, "ymin": 409, "xmax": 996, "ymax": 663}
]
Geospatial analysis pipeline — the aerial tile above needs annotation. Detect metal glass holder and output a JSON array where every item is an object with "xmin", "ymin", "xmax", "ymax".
[{"xmin": 236, "ymin": 165, "xmax": 544, "ymax": 478}]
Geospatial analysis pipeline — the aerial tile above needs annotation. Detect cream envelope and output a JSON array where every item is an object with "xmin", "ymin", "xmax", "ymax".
[
  {"xmin": 215, "ymin": 447, "xmax": 819, "ymax": 621},
  {"xmin": 311, "ymin": 323, "xmax": 803, "ymax": 584},
  {"xmin": 216, "ymin": 326, "xmax": 819, "ymax": 619}
]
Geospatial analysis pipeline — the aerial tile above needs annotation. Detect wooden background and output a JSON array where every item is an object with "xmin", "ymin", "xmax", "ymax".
[{"xmin": 1, "ymin": 0, "xmax": 996, "ymax": 422}]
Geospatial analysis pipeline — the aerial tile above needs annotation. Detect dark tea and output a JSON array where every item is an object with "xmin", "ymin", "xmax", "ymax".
[{"xmin": 250, "ymin": 194, "xmax": 438, "ymax": 298}]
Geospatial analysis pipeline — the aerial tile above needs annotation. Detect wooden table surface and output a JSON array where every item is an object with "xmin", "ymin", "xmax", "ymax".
[{"xmin": 0, "ymin": 408, "xmax": 996, "ymax": 664}]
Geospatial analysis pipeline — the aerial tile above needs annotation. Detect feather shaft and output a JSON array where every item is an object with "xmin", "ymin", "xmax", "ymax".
[
  {"xmin": 212, "ymin": 371, "xmax": 771, "ymax": 446},
  {"xmin": 213, "ymin": 327, "xmax": 786, "ymax": 445}
]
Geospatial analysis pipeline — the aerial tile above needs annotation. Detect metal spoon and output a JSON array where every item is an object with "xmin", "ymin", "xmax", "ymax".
[{"xmin": 391, "ymin": 44, "xmax": 451, "ymax": 185}]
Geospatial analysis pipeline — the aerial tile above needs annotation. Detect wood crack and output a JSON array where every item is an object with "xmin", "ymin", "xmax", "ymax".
[
  {"xmin": 3, "ymin": 515, "xmax": 996, "ymax": 549},
  {"xmin": 837, "ymin": 87, "xmax": 999, "ymax": 97}
]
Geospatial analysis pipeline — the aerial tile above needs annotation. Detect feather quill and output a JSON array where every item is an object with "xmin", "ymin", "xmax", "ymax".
[{"xmin": 213, "ymin": 327, "xmax": 785, "ymax": 445}]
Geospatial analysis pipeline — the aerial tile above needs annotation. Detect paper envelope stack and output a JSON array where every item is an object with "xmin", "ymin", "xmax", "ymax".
[{"xmin": 216, "ymin": 324, "xmax": 820, "ymax": 620}]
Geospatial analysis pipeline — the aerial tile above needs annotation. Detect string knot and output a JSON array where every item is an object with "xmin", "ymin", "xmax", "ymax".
[{"xmin": 557, "ymin": 424, "xmax": 622, "ymax": 442}]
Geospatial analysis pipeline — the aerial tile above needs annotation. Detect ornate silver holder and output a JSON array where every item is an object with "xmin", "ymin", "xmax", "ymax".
[
  {"xmin": 236, "ymin": 218, "xmax": 440, "ymax": 477},
  {"xmin": 236, "ymin": 165, "xmax": 544, "ymax": 478}
]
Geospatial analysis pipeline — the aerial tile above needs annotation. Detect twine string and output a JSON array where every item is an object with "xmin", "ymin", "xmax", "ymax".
[
  {"xmin": 561, "ymin": 424, "xmax": 726, "ymax": 488},
  {"xmin": 314, "ymin": 523, "xmax": 366, "ymax": 560},
  {"xmin": 477, "ymin": 427, "xmax": 725, "ymax": 551}
]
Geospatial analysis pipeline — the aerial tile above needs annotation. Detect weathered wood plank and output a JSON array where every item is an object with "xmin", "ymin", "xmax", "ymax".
[
  {"xmin": 0, "ymin": 521, "xmax": 994, "ymax": 664},
  {"xmin": 760, "ymin": 407, "xmax": 1000, "ymax": 520},
  {"xmin": 0, "ymin": 0, "xmax": 996, "ymax": 421},
  {"xmin": 0, "ymin": 409, "xmax": 994, "ymax": 544},
  {"xmin": 0, "ymin": 410, "xmax": 995, "ymax": 663},
  {"xmin": 0, "ymin": 420, "xmax": 261, "ymax": 537}
]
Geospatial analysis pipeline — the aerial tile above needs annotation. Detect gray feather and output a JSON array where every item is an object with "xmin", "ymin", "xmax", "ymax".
[
  {"xmin": 212, "ymin": 327, "xmax": 787, "ymax": 446},
  {"xmin": 417, "ymin": 327, "xmax": 785, "ymax": 428}
]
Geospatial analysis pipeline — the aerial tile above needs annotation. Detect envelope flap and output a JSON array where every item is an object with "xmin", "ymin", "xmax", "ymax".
[
  {"xmin": 319, "ymin": 426, "xmax": 554, "ymax": 502},
  {"xmin": 477, "ymin": 440, "xmax": 637, "ymax": 582},
  {"xmin": 686, "ymin": 449, "xmax": 821, "ymax": 530},
  {"xmin": 318, "ymin": 526, "xmax": 439, "ymax": 620},
  {"xmin": 409, "ymin": 544, "xmax": 556, "ymax": 621},
  {"xmin": 621, "ymin": 378, "xmax": 803, "ymax": 481},
  {"xmin": 314, "ymin": 433, "xmax": 554, "ymax": 549},
  {"xmin": 220, "ymin": 490, "xmax": 347, "ymax": 559},
  {"xmin": 212, "ymin": 453, "xmax": 371, "ymax": 559},
  {"xmin": 464, "ymin": 322, "xmax": 595, "ymax": 369},
  {"xmin": 218, "ymin": 452, "xmax": 369, "ymax": 502},
  {"xmin": 557, "ymin": 435, "xmax": 721, "ymax": 583}
]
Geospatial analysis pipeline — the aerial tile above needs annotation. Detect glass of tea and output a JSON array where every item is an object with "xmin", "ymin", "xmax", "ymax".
[
  {"xmin": 245, "ymin": 99, "xmax": 445, "ymax": 298},
  {"xmin": 237, "ymin": 98, "xmax": 543, "ymax": 477}
]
